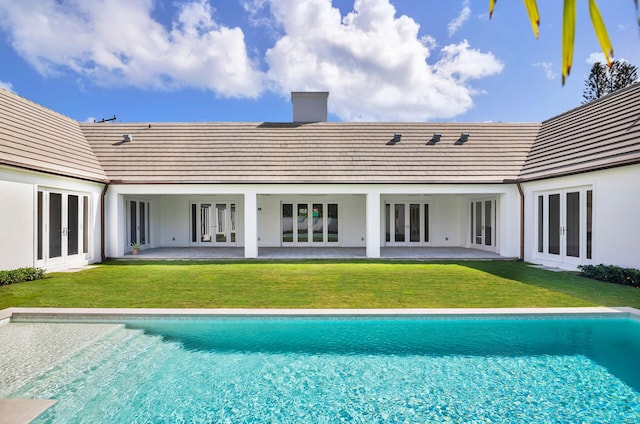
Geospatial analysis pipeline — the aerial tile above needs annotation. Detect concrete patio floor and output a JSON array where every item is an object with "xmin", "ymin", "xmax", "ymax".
[{"xmin": 116, "ymin": 246, "xmax": 510, "ymax": 260}]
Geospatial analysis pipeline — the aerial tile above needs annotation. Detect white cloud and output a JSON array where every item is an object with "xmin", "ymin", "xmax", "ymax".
[
  {"xmin": 586, "ymin": 52, "xmax": 607, "ymax": 65},
  {"xmin": 0, "ymin": 80, "xmax": 13, "ymax": 92},
  {"xmin": 448, "ymin": 0, "xmax": 471, "ymax": 37},
  {"xmin": 0, "ymin": 0, "xmax": 505, "ymax": 121},
  {"xmin": 0, "ymin": 0, "xmax": 262, "ymax": 97},
  {"xmin": 264, "ymin": 0, "xmax": 503, "ymax": 121},
  {"xmin": 533, "ymin": 62, "xmax": 557, "ymax": 80}
]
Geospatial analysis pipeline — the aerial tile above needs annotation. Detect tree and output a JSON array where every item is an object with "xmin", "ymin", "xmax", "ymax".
[{"xmin": 583, "ymin": 60, "xmax": 639, "ymax": 102}]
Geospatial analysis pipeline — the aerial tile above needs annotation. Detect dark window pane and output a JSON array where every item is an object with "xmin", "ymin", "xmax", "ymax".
[
  {"xmin": 394, "ymin": 204, "xmax": 405, "ymax": 242},
  {"xmin": 548, "ymin": 194, "xmax": 560, "ymax": 255},
  {"xmin": 67, "ymin": 195, "xmax": 79, "ymax": 255},
  {"xmin": 282, "ymin": 204, "xmax": 293, "ymax": 243},
  {"xmin": 537, "ymin": 196, "xmax": 544, "ymax": 253},
  {"xmin": 409, "ymin": 204, "xmax": 420, "ymax": 242},
  {"xmin": 587, "ymin": 190, "xmax": 593, "ymax": 259},
  {"xmin": 566, "ymin": 192, "xmax": 580, "ymax": 257},
  {"xmin": 140, "ymin": 203, "xmax": 146, "ymax": 245},
  {"xmin": 83, "ymin": 196, "xmax": 89, "ymax": 254},
  {"xmin": 297, "ymin": 204, "xmax": 308, "ymax": 242},
  {"xmin": 130, "ymin": 201, "xmax": 137, "ymax": 245},
  {"xmin": 424, "ymin": 204, "xmax": 429, "ymax": 243},
  {"xmin": 191, "ymin": 204, "xmax": 197, "ymax": 243},
  {"xmin": 313, "ymin": 204, "xmax": 323, "ymax": 242},
  {"xmin": 328, "ymin": 204, "xmax": 338, "ymax": 242},
  {"xmin": 475, "ymin": 202, "xmax": 482, "ymax": 244},
  {"xmin": 484, "ymin": 200, "xmax": 492, "ymax": 246},
  {"xmin": 385, "ymin": 204, "xmax": 391, "ymax": 243},
  {"xmin": 37, "ymin": 191, "xmax": 43, "ymax": 260},
  {"xmin": 49, "ymin": 193, "xmax": 62, "ymax": 258}
]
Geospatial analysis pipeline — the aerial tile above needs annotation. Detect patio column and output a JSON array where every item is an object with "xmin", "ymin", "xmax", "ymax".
[
  {"xmin": 365, "ymin": 191, "xmax": 381, "ymax": 258},
  {"xmin": 244, "ymin": 191, "xmax": 258, "ymax": 258}
]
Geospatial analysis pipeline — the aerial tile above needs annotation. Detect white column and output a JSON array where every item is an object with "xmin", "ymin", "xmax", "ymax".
[
  {"xmin": 366, "ymin": 191, "xmax": 381, "ymax": 258},
  {"xmin": 105, "ymin": 191, "xmax": 124, "ymax": 258},
  {"xmin": 244, "ymin": 191, "xmax": 258, "ymax": 258}
]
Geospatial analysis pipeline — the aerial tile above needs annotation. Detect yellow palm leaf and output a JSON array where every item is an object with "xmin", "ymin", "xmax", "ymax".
[
  {"xmin": 489, "ymin": 0, "xmax": 497, "ymax": 19},
  {"xmin": 562, "ymin": 0, "xmax": 576, "ymax": 85},
  {"xmin": 589, "ymin": 0, "xmax": 613, "ymax": 66},
  {"xmin": 523, "ymin": 0, "xmax": 540, "ymax": 38}
]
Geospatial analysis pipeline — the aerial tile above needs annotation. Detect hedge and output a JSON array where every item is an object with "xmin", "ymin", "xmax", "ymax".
[
  {"xmin": 0, "ymin": 267, "xmax": 45, "ymax": 286},
  {"xmin": 578, "ymin": 264, "xmax": 640, "ymax": 288}
]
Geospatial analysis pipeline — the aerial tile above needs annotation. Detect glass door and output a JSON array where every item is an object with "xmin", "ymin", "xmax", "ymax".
[
  {"xmin": 536, "ymin": 188, "xmax": 592, "ymax": 265},
  {"xmin": 129, "ymin": 200, "xmax": 151, "ymax": 250},
  {"xmin": 281, "ymin": 202, "xmax": 339, "ymax": 245},
  {"xmin": 470, "ymin": 199, "xmax": 496, "ymax": 250},
  {"xmin": 190, "ymin": 201, "xmax": 236, "ymax": 246},
  {"xmin": 37, "ymin": 190, "xmax": 88, "ymax": 266},
  {"xmin": 385, "ymin": 202, "xmax": 430, "ymax": 246}
]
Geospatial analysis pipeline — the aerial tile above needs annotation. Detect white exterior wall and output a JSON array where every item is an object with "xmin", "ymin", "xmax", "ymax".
[
  {"xmin": 0, "ymin": 166, "xmax": 104, "ymax": 271},
  {"xmin": 522, "ymin": 164, "xmax": 640, "ymax": 270},
  {"xmin": 103, "ymin": 183, "xmax": 520, "ymax": 259},
  {"xmin": 0, "ymin": 176, "xmax": 35, "ymax": 269}
]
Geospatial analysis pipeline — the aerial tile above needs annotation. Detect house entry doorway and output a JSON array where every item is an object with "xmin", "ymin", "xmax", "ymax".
[
  {"xmin": 190, "ymin": 202, "xmax": 237, "ymax": 246},
  {"xmin": 536, "ymin": 188, "xmax": 592, "ymax": 265},
  {"xmin": 37, "ymin": 189, "xmax": 89, "ymax": 267},
  {"xmin": 385, "ymin": 202, "xmax": 430, "ymax": 246},
  {"xmin": 470, "ymin": 198, "xmax": 496, "ymax": 250},
  {"xmin": 128, "ymin": 200, "xmax": 150, "ymax": 250},
  {"xmin": 281, "ymin": 202, "xmax": 339, "ymax": 245}
]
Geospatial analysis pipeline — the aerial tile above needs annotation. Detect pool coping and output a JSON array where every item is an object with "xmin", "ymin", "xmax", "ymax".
[{"xmin": 2, "ymin": 306, "xmax": 639, "ymax": 323}]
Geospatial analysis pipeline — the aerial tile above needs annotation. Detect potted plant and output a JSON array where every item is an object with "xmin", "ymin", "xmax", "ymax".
[{"xmin": 131, "ymin": 242, "xmax": 140, "ymax": 255}]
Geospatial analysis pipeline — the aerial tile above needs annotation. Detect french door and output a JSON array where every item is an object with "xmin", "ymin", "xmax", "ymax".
[
  {"xmin": 37, "ymin": 189, "xmax": 89, "ymax": 266},
  {"xmin": 190, "ymin": 202, "xmax": 236, "ymax": 246},
  {"xmin": 536, "ymin": 188, "xmax": 593, "ymax": 265},
  {"xmin": 470, "ymin": 199, "xmax": 496, "ymax": 250},
  {"xmin": 128, "ymin": 200, "xmax": 150, "ymax": 250},
  {"xmin": 385, "ymin": 202, "xmax": 430, "ymax": 246},
  {"xmin": 281, "ymin": 202, "xmax": 339, "ymax": 245}
]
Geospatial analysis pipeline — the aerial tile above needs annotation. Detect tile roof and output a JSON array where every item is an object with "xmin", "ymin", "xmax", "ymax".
[
  {"xmin": 80, "ymin": 121, "xmax": 539, "ymax": 184},
  {"xmin": 519, "ymin": 82, "xmax": 640, "ymax": 181},
  {"xmin": 0, "ymin": 89, "xmax": 107, "ymax": 182},
  {"xmin": 2, "ymin": 83, "xmax": 639, "ymax": 185}
]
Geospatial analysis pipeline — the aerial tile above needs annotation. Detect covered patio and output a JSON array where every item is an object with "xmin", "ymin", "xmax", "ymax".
[{"xmin": 116, "ymin": 247, "xmax": 509, "ymax": 260}]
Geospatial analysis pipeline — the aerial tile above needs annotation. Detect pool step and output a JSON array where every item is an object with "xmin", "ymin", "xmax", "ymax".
[{"xmin": 5, "ymin": 325, "xmax": 162, "ymax": 398}]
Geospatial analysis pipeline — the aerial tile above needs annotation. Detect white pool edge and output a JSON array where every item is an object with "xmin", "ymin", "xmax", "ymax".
[{"xmin": 2, "ymin": 306, "xmax": 639, "ymax": 322}]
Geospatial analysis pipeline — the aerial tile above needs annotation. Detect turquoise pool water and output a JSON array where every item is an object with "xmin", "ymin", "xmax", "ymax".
[{"xmin": 8, "ymin": 315, "xmax": 640, "ymax": 423}]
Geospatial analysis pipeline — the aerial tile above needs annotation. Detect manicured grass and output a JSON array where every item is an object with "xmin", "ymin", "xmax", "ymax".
[{"xmin": 0, "ymin": 260, "xmax": 639, "ymax": 309}]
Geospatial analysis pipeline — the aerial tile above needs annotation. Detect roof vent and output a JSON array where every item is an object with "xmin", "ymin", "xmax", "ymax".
[
  {"xmin": 387, "ymin": 133, "xmax": 402, "ymax": 145},
  {"xmin": 291, "ymin": 92, "xmax": 329, "ymax": 122},
  {"xmin": 427, "ymin": 133, "xmax": 442, "ymax": 145},
  {"xmin": 456, "ymin": 133, "xmax": 469, "ymax": 145},
  {"xmin": 123, "ymin": 134, "xmax": 133, "ymax": 143}
]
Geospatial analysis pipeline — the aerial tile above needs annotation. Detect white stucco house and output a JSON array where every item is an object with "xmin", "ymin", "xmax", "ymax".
[{"xmin": 1, "ymin": 86, "xmax": 639, "ymax": 272}]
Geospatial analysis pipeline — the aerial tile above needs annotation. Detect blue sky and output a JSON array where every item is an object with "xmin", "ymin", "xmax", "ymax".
[{"xmin": 0, "ymin": 0, "xmax": 638, "ymax": 124}]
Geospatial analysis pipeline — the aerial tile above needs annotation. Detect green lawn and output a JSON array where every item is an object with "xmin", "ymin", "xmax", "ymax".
[{"xmin": 1, "ymin": 260, "xmax": 638, "ymax": 309}]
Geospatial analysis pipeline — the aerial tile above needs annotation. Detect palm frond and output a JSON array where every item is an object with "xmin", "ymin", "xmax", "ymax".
[
  {"xmin": 562, "ymin": 0, "xmax": 576, "ymax": 85},
  {"xmin": 523, "ymin": 0, "xmax": 540, "ymax": 38},
  {"xmin": 589, "ymin": 0, "xmax": 613, "ymax": 66}
]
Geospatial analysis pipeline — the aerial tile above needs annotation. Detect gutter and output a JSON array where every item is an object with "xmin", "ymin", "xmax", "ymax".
[
  {"xmin": 100, "ymin": 183, "xmax": 109, "ymax": 262},
  {"xmin": 516, "ymin": 182, "xmax": 525, "ymax": 261}
]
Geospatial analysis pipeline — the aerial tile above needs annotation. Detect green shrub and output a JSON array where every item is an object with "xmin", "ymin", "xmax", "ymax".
[
  {"xmin": 578, "ymin": 264, "xmax": 640, "ymax": 288},
  {"xmin": 0, "ymin": 267, "xmax": 45, "ymax": 286}
]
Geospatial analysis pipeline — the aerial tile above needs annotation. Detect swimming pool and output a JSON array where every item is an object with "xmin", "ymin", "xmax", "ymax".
[{"xmin": 3, "ymin": 310, "xmax": 640, "ymax": 422}]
